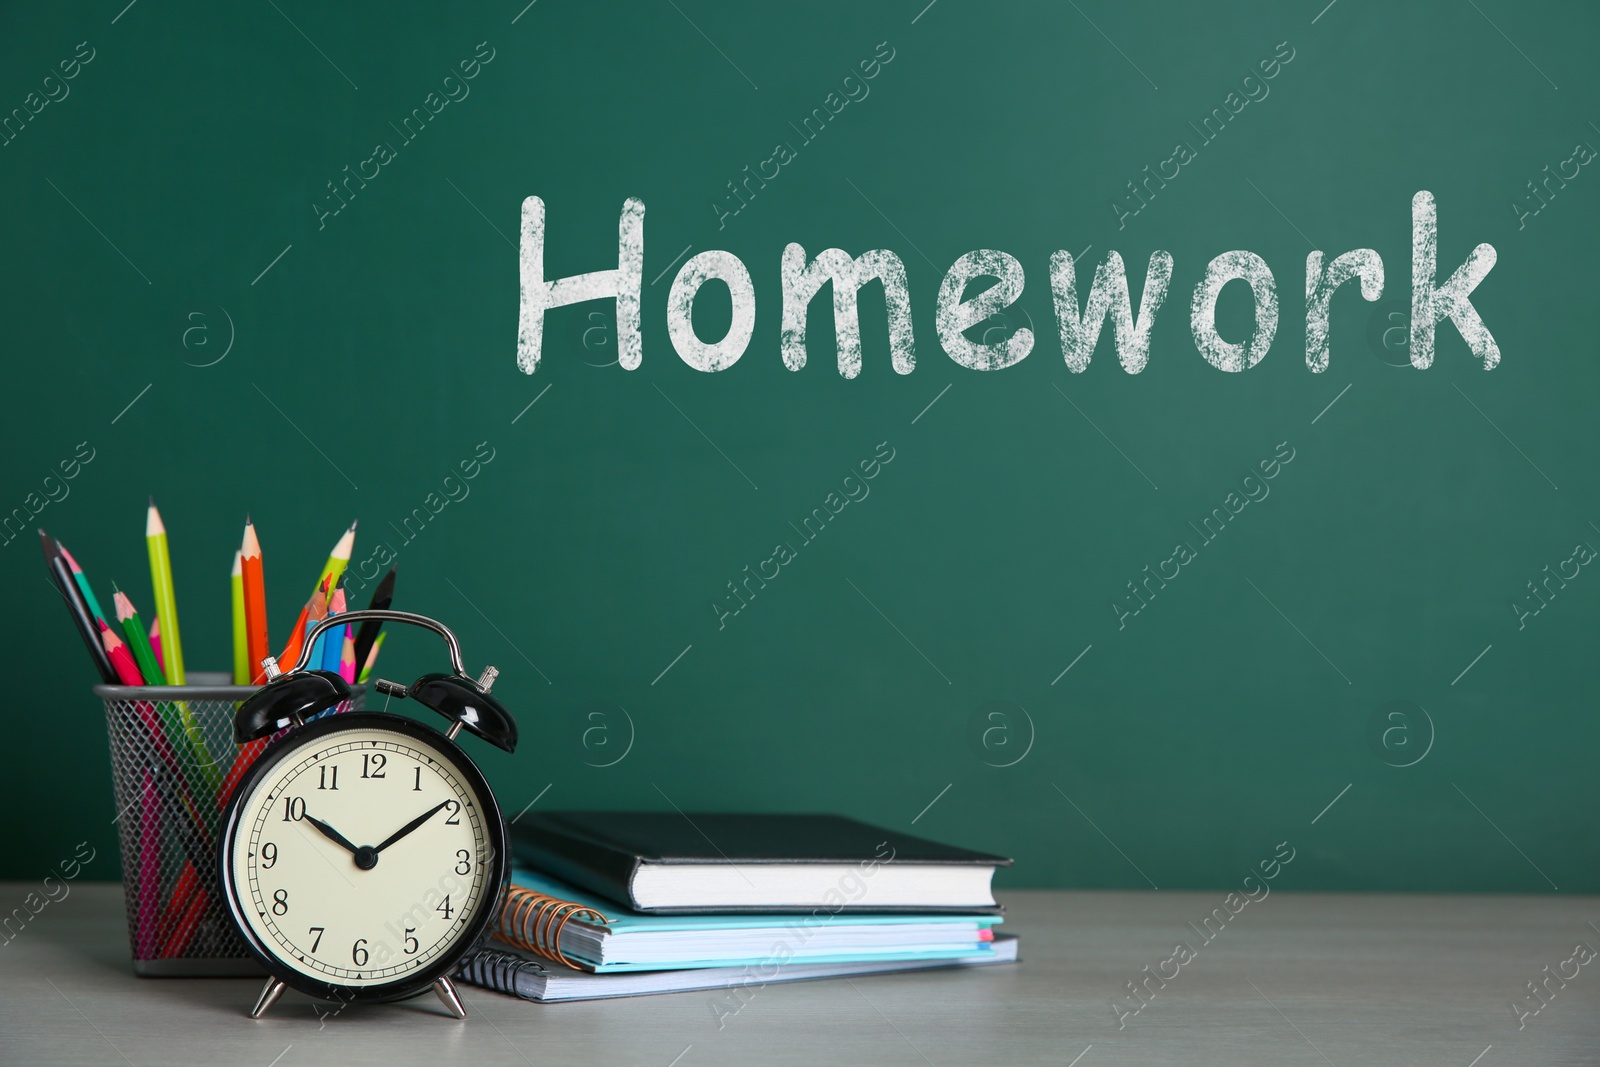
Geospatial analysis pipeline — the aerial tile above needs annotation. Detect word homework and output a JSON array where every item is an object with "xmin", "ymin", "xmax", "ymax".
[{"xmin": 514, "ymin": 192, "xmax": 1500, "ymax": 377}]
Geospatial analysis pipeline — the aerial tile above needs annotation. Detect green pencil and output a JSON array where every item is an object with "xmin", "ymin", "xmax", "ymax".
[
  {"xmin": 357, "ymin": 631, "xmax": 386, "ymax": 683},
  {"xmin": 57, "ymin": 541, "xmax": 109, "ymax": 625},
  {"xmin": 112, "ymin": 586, "xmax": 164, "ymax": 685},
  {"xmin": 143, "ymin": 502, "xmax": 219, "ymax": 791},
  {"xmin": 231, "ymin": 550, "xmax": 248, "ymax": 685},
  {"xmin": 115, "ymin": 585, "xmax": 219, "ymax": 790},
  {"xmin": 146, "ymin": 498, "xmax": 185, "ymax": 684}
]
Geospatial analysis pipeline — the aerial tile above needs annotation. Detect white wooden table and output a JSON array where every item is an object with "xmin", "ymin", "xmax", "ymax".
[{"xmin": 1, "ymin": 883, "xmax": 1595, "ymax": 1065}]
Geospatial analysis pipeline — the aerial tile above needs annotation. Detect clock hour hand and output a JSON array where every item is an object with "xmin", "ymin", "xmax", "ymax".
[
  {"xmin": 373, "ymin": 800, "xmax": 452, "ymax": 854},
  {"xmin": 302, "ymin": 813, "xmax": 360, "ymax": 856}
]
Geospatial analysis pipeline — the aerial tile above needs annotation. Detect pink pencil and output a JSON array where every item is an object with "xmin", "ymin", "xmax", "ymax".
[
  {"xmin": 339, "ymin": 632, "xmax": 357, "ymax": 684},
  {"xmin": 149, "ymin": 617, "xmax": 164, "ymax": 674},
  {"xmin": 136, "ymin": 768, "xmax": 159, "ymax": 958}
]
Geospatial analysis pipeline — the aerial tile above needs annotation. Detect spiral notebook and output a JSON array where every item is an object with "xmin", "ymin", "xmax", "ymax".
[
  {"xmin": 460, "ymin": 934, "xmax": 1019, "ymax": 1003},
  {"xmin": 484, "ymin": 870, "xmax": 1003, "ymax": 973}
]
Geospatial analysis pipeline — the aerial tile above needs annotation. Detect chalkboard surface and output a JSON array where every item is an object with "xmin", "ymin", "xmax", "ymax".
[{"xmin": 2, "ymin": 0, "xmax": 1595, "ymax": 893}]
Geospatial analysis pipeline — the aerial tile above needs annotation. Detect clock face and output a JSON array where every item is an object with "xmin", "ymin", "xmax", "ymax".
[{"xmin": 225, "ymin": 719, "xmax": 500, "ymax": 990}]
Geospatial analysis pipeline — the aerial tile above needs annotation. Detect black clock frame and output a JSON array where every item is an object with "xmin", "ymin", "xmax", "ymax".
[{"xmin": 218, "ymin": 711, "xmax": 509, "ymax": 1006}]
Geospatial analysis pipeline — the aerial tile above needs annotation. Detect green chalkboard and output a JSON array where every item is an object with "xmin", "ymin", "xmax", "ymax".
[{"xmin": 1, "ymin": 0, "xmax": 1596, "ymax": 895}]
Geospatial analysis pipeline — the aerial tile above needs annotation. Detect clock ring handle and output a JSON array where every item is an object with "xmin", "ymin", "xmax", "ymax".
[
  {"xmin": 277, "ymin": 610, "xmax": 468, "ymax": 679},
  {"xmin": 243, "ymin": 607, "xmax": 517, "ymax": 754}
]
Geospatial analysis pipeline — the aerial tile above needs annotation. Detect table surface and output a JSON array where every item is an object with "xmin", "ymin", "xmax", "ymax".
[{"xmin": 2, "ymin": 882, "xmax": 1597, "ymax": 1066}]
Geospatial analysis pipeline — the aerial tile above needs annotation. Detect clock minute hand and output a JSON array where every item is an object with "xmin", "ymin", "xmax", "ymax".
[
  {"xmin": 303, "ymin": 813, "xmax": 360, "ymax": 856},
  {"xmin": 373, "ymin": 801, "xmax": 452, "ymax": 854}
]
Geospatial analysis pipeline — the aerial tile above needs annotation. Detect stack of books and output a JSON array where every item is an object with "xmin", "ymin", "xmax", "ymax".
[{"xmin": 458, "ymin": 812, "xmax": 1016, "ymax": 1003}]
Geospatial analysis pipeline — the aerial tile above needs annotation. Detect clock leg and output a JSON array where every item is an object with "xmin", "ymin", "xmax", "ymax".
[
  {"xmin": 433, "ymin": 975, "xmax": 468, "ymax": 1019},
  {"xmin": 249, "ymin": 977, "xmax": 287, "ymax": 1020}
]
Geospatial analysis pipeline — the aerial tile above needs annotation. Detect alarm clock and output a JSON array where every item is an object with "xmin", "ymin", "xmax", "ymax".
[{"xmin": 219, "ymin": 609, "xmax": 517, "ymax": 1021}]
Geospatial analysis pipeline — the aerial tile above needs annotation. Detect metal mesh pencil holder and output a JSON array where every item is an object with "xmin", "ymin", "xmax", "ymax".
[{"xmin": 95, "ymin": 671, "xmax": 365, "ymax": 976}]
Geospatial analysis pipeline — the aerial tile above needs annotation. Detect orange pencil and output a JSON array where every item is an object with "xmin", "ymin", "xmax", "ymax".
[
  {"xmin": 240, "ymin": 517, "xmax": 269, "ymax": 684},
  {"xmin": 276, "ymin": 575, "xmax": 331, "ymax": 674},
  {"xmin": 274, "ymin": 521, "xmax": 354, "ymax": 668},
  {"xmin": 219, "ymin": 573, "xmax": 304, "ymax": 807}
]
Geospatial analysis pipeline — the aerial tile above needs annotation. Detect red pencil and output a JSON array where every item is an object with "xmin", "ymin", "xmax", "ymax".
[
  {"xmin": 99, "ymin": 620, "xmax": 145, "ymax": 686},
  {"xmin": 161, "ymin": 886, "xmax": 208, "ymax": 958},
  {"xmin": 240, "ymin": 517, "xmax": 269, "ymax": 684},
  {"xmin": 158, "ymin": 863, "xmax": 198, "ymax": 945}
]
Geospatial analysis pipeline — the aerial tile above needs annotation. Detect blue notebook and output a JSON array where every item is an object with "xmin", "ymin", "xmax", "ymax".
[
  {"xmin": 461, "ymin": 935, "xmax": 1019, "ymax": 1002},
  {"xmin": 493, "ymin": 869, "xmax": 1003, "ymax": 973}
]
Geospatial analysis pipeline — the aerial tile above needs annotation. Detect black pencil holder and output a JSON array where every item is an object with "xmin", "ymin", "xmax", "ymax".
[{"xmin": 95, "ymin": 672, "xmax": 365, "ymax": 976}]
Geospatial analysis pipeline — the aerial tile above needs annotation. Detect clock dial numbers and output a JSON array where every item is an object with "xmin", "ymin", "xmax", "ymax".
[{"xmin": 232, "ymin": 729, "xmax": 493, "ymax": 987}]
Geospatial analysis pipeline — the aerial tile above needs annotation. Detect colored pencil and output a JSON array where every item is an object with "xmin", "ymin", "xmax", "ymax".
[
  {"xmin": 57, "ymin": 541, "xmax": 109, "ymax": 627},
  {"xmin": 222, "ymin": 576, "xmax": 308, "ymax": 804},
  {"xmin": 113, "ymin": 588, "xmax": 165, "ymax": 686},
  {"xmin": 143, "ymin": 758, "xmax": 211, "ymax": 869},
  {"xmin": 136, "ymin": 768, "xmax": 159, "ymax": 957},
  {"xmin": 301, "ymin": 584, "xmax": 329, "ymax": 665},
  {"xmin": 339, "ymin": 632, "xmax": 357, "ymax": 685},
  {"xmin": 158, "ymin": 863, "xmax": 198, "ymax": 950},
  {"xmin": 100, "ymin": 620, "xmax": 145, "ymax": 686},
  {"xmin": 275, "ymin": 523, "xmax": 355, "ymax": 668},
  {"xmin": 172, "ymin": 707, "xmax": 219, "ymax": 794},
  {"xmin": 103, "ymin": 607, "xmax": 209, "ymax": 944},
  {"xmin": 162, "ymin": 885, "xmax": 208, "ymax": 958},
  {"xmin": 141, "ymin": 507, "xmax": 215, "ymax": 787},
  {"xmin": 41, "ymin": 530, "xmax": 116, "ymax": 683},
  {"xmin": 240, "ymin": 517, "xmax": 269, "ymax": 684},
  {"xmin": 275, "ymin": 600, "xmax": 310, "ymax": 673},
  {"xmin": 318, "ymin": 585, "xmax": 347, "ymax": 675},
  {"xmin": 146, "ymin": 499, "xmax": 185, "ymax": 684},
  {"xmin": 109, "ymin": 596, "xmax": 213, "ymax": 816},
  {"xmin": 351, "ymin": 565, "xmax": 396, "ymax": 668},
  {"xmin": 276, "ymin": 574, "xmax": 328, "ymax": 674},
  {"xmin": 317, "ymin": 520, "xmax": 357, "ymax": 603},
  {"xmin": 231, "ymin": 550, "xmax": 248, "ymax": 685},
  {"xmin": 124, "ymin": 687, "xmax": 198, "ymax": 813},
  {"xmin": 218, "ymin": 743, "xmax": 261, "ymax": 811},
  {"xmin": 357, "ymin": 631, "xmax": 386, "ymax": 683}
]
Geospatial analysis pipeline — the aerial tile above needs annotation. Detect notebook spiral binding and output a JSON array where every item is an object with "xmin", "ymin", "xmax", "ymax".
[
  {"xmin": 458, "ymin": 948, "xmax": 548, "ymax": 997},
  {"xmin": 493, "ymin": 885, "xmax": 610, "ymax": 971}
]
